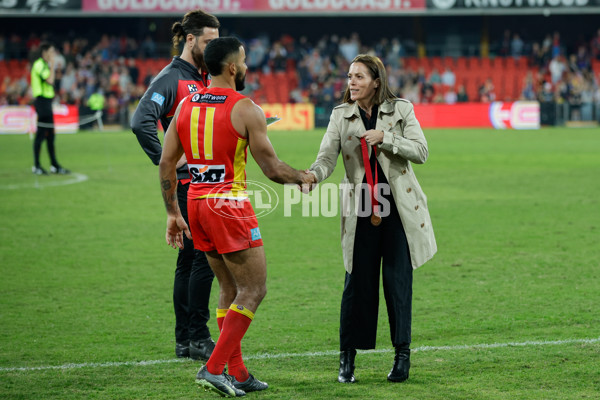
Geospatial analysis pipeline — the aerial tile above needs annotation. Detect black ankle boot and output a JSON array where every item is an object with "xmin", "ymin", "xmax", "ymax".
[
  {"xmin": 387, "ymin": 344, "xmax": 410, "ymax": 382},
  {"xmin": 338, "ymin": 349, "xmax": 356, "ymax": 383}
]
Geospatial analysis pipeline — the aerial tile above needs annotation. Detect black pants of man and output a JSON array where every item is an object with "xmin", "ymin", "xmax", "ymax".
[
  {"xmin": 33, "ymin": 97, "xmax": 59, "ymax": 168},
  {"xmin": 340, "ymin": 198, "xmax": 413, "ymax": 350},
  {"xmin": 174, "ymin": 181, "xmax": 215, "ymax": 344}
]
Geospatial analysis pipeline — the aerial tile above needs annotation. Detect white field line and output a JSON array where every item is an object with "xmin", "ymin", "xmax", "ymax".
[
  {"xmin": 1, "ymin": 336, "xmax": 598, "ymax": 373},
  {"xmin": 1, "ymin": 173, "xmax": 88, "ymax": 190}
]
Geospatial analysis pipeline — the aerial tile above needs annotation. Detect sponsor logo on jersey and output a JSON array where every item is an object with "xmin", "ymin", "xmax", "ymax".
[
  {"xmin": 151, "ymin": 92, "xmax": 165, "ymax": 106},
  {"xmin": 191, "ymin": 93, "xmax": 228, "ymax": 104},
  {"xmin": 187, "ymin": 84, "xmax": 198, "ymax": 93},
  {"xmin": 188, "ymin": 164, "xmax": 226, "ymax": 184},
  {"xmin": 250, "ymin": 227, "xmax": 261, "ymax": 241}
]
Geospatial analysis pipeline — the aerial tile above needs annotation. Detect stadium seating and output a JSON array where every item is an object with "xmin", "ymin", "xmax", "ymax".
[{"xmin": 1, "ymin": 56, "xmax": 597, "ymax": 105}]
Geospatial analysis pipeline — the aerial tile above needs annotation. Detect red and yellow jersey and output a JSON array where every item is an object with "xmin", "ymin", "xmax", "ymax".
[{"xmin": 177, "ymin": 87, "xmax": 248, "ymax": 200}]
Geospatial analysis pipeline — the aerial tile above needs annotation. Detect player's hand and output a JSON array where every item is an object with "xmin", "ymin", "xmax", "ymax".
[
  {"xmin": 48, "ymin": 49, "xmax": 56, "ymax": 68},
  {"xmin": 165, "ymin": 215, "xmax": 192, "ymax": 249},
  {"xmin": 361, "ymin": 129, "xmax": 384, "ymax": 146},
  {"xmin": 299, "ymin": 169, "xmax": 317, "ymax": 193}
]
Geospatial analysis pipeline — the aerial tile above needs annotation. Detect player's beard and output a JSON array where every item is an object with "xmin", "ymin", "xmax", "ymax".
[
  {"xmin": 191, "ymin": 43, "xmax": 208, "ymax": 74},
  {"xmin": 235, "ymin": 69, "xmax": 246, "ymax": 91}
]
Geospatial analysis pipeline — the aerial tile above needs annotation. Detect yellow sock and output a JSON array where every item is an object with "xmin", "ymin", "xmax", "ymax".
[{"xmin": 229, "ymin": 304, "xmax": 255, "ymax": 320}]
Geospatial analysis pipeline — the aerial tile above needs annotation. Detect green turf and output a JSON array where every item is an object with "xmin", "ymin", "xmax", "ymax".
[{"xmin": 1, "ymin": 127, "xmax": 599, "ymax": 399}]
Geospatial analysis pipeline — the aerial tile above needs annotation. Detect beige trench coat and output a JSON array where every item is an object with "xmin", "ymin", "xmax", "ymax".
[{"xmin": 309, "ymin": 98, "xmax": 437, "ymax": 273}]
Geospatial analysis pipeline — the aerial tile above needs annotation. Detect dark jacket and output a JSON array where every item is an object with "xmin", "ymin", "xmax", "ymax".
[{"xmin": 131, "ymin": 56, "xmax": 209, "ymax": 179}]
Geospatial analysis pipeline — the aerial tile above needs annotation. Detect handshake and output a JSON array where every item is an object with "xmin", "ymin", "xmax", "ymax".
[{"xmin": 299, "ymin": 169, "xmax": 317, "ymax": 194}]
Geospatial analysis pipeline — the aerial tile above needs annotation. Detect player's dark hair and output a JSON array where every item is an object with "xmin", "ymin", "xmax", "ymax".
[
  {"xmin": 342, "ymin": 54, "xmax": 397, "ymax": 106},
  {"xmin": 171, "ymin": 9, "xmax": 220, "ymax": 48},
  {"xmin": 39, "ymin": 42, "xmax": 54, "ymax": 54},
  {"xmin": 204, "ymin": 37, "xmax": 243, "ymax": 76}
]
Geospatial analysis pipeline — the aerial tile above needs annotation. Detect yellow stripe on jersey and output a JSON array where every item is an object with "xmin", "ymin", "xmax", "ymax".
[
  {"xmin": 190, "ymin": 107, "xmax": 201, "ymax": 159},
  {"xmin": 232, "ymin": 138, "xmax": 247, "ymax": 195},
  {"xmin": 204, "ymin": 107, "xmax": 216, "ymax": 160}
]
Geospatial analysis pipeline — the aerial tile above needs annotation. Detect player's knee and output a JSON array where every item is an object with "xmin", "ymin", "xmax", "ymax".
[
  {"xmin": 220, "ymin": 282, "xmax": 237, "ymax": 299},
  {"xmin": 256, "ymin": 284, "xmax": 267, "ymax": 303}
]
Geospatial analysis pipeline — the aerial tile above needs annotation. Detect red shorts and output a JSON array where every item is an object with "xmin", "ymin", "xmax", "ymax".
[{"xmin": 188, "ymin": 197, "xmax": 264, "ymax": 254}]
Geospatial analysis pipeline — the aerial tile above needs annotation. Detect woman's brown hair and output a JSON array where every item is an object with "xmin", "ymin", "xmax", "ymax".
[{"xmin": 342, "ymin": 54, "xmax": 397, "ymax": 105}]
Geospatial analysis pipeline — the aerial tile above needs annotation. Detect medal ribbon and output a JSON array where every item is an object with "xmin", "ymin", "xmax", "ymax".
[{"xmin": 360, "ymin": 137, "xmax": 378, "ymax": 218}]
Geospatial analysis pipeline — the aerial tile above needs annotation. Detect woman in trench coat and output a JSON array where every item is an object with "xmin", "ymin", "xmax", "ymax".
[{"xmin": 308, "ymin": 54, "xmax": 437, "ymax": 383}]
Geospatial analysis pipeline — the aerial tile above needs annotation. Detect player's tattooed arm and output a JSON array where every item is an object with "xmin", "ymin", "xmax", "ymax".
[{"xmin": 160, "ymin": 178, "xmax": 178, "ymax": 214}]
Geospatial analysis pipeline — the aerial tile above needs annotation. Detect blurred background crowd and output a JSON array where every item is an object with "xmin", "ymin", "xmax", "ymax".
[{"xmin": 1, "ymin": 24, "xmax": 600, "ymax": 127}]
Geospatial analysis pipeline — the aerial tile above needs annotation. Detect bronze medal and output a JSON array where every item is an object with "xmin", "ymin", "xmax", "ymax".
[{"xmin": 371, "ymin": 214, "xmax": 382, "ymax": 226}]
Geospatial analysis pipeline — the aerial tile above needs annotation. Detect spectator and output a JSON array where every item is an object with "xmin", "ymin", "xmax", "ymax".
[
  {"xmin": 268, "ymin": 41, "xmax": 287, "ymax": 72},
  {"xmin": 126, "ymin": 57, "xmax": 139, "ymax": 85},
  {"xmin": 576, "ymin": 45, "xmax": 591, "ymax": 72},
  {"xmin": 549, "ymin": 55, "xmax": 566, "ymax": 83},
  {"xmin": 427, "ymin": 68, "xmax": 441, "ymax": 84},
  {"xmin": 444, "ymin": 87, "xmax": 457, "ymax": 104},
  {"xmin": 339, "ymin": 33, "xmax": 360, "ymax": 63},
  {"xmin": 421, "ymin": 83, "xmax": 435, "ymax": 103},
  {"xmin": 441, "ymin": 66, "xmax": 456, "ymax": 87},
  {"xmin": 510, "ymin": 34, "xmax": 525, "ymax": 59},
  {"xmin": 385, "ymin": 38, "xmax": 404, "ymax": 68},
  {"xmin": 530, "ymin": 42, "xmax": 547, "ymax": 69},
  {"xmin": 520, "ymin": 72, "xmax": 537, "ymax": 101},
  {"xmin": 479, "ymin": 78, "xmax": 496, "ymax": 102},
  {"xmin": 579, "ymin": 71, "xmax": 595, "ymax": 120},
  {"xmin": 139, "ymin": 35, "xmax": 157, "ymax": 59},
  {"xmin": 246, "ymin": 38, "xmax": 267, "ymax": 72},
  {"xmin": 551, "ymin": 31, "xmax": 561, "ymax": 58},
  {"xmin": 456, "ymin": 84, "xmax": 469, "ymax": 102}
]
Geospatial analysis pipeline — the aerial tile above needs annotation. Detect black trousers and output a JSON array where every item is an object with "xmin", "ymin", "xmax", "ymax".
[
  {"xmin": 174, "ymin": 181, "xmax": 215, "ymax": 343},
  {"xmin": 33, "ymin": 97, "xmax": 58, "ymax": 168},
  {"xmin": 340, "ymin": 199, "xmax": 413, "ymax": 350}
]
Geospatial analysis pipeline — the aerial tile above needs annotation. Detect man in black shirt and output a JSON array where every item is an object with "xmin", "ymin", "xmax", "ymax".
[{"xmin": 131, "ymin": 9, "xmax": 219, "ymax": 360}]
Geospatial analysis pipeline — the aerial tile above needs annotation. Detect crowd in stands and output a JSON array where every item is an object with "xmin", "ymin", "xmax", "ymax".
[{"xmin": 1, "ymin": 27, "xmax": 600, "ymax": 126}]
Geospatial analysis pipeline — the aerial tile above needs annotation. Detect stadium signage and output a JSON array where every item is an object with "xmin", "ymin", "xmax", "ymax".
[
  {"xmin": 82, "ymin": 0, "xmax": 425, "ymax": 11},
  {"xmin": 261, "ymin": 103, "xmax": 315, "ymax": 130},
  {"xmin": 412, "ymin": 101, "xmax": 540, "ymax": 129},
  {"xmin": 0, "ymin": 105, "xmax": 79, "ymax": 134},
  {"xmin": 83, "ymin": 0, "xmax": 245, "ymax": 12},
  {"xmin": 428, "ymin": 0, "xmax": 593, "ymax": 9},
  {"xmin": 266, "ymin": 0, "xmax": 424, "ymax": 11},
  {"xmin": 0, "ymin": 0, "xmax": 80, "ymax": 12},
  {"xmin": 0, "ymin": 106, "xmax": 36, "ymax": 134}
]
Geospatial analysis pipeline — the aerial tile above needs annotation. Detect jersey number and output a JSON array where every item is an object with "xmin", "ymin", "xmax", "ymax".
[{"xmin": 190, "ymin": 106, "xmax": 215, "ymax": 160}]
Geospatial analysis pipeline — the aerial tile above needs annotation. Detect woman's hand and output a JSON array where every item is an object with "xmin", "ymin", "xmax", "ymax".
[{"xmin": 361, "ymin": 129, "xmax": 384, "ymax": 146}]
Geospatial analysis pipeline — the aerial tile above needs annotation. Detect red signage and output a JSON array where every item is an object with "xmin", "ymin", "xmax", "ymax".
[
  {"xmin": 413, "ymin": 102, "xmax": 540, "ymax": 129},
  {"xmin": 0, "ymin": 105, "xmax": 80, "ymax": 134},
  {"xmin": 262, "ymin": 103, "xmax": 314, "ymax": 130},
  {"xmin": 81, "ymin": 0, "xmax": 425, "ymax": 12}
]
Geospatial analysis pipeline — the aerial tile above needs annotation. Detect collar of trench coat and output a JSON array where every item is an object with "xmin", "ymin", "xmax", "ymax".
[{"xmin": 341, "ymin": 100, "xmax": 396, "ymax": 132}]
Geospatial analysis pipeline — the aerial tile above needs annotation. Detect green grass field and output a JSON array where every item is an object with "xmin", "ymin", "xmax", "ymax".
[{"xmin": 1, "ymin": 127, "xmax": 599, "ymax": 399}]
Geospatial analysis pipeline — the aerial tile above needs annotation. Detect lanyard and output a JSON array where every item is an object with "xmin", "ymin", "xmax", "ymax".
[{"xmin": 360, "ymin": 137, "xmax": 382, "ymax": 226}]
